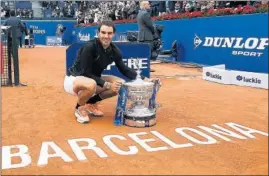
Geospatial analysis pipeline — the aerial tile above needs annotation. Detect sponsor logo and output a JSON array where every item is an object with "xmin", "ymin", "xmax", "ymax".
[
  {"xmin": 78, "ymin": 32, "xmax": 90, "ymax": 42},
  {"xmin": 106, "ymin": 58, "xmax": 148, "ymax": 70},
  {"xmin": 194, "ymin": 34, "xmax": 202, "ymax": 49},
  {"xmin": 194, "ymin": 34, "xmax": 268, "ymax": 57},
  {"xmin": 46, "ymin": 37, "xmax": 62, "ymax": 46},
  {"xmin": 206, "ymin": 72, "xmax": 222, "ymax": 80},
  {"xmin": 29, "ymin": 25, "xmax": 46, "ymax": 34},
  {"xmin": 236, "ymin": 75, "xmax": 261, "ymax": 84},
  {"xmin": 121, "ymin": 91, "xmax": 126, "ymax": 107}
]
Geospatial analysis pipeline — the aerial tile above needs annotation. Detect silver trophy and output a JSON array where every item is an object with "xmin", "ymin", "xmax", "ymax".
[{"xmin": 121, "ymin": 58, "xmax": 161, "ymax": 127}]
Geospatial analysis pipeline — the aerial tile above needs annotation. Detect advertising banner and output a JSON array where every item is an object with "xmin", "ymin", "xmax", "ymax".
[
  {"xmin": 203, "ymin": 64, "xmax": 268, "ymax": 89},
  {"xmin": 230, "ymin": 70, "xmax": 268, "ymax": 89},
  {"xmin": 46, "ymin": 36, "xmax": 62, "ymax": 46},
  {"xmin": 23, "ymin": 20, "xmax": 76, "ymax": 45},
  {"xmin": 66, "ymin": 42, "xmax": 151, "ymax": 80},
  {"xmin": 203, "ymin": 64, "xmax": 231, "ymax": 84},
  {"xmin": 73, "ymin": 14, "xmax": 268, "ymax": 73}
]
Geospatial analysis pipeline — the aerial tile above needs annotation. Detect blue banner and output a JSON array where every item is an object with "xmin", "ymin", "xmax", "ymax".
[
  {"xmin": 23, "ymin": 20, "xmax": 76, "ymax": 45},
  {"xmin": 72, "ymin": 27, "xmax": 95, "ymax": 43},
  {"xmin": 66, "ymin": 41, "xmax": 151, "ymax": 80},
  {"xmin": 72, "ymin": 14, "xmax": 268, "ymax": 73},
  {"xmin": 2, "ymin": 13, "xmax": 266, "ymax": 73},
  {"xmin": 169, "ymin": 13, "xmax": 268, "ymax": 73},
  {"xmin": 72, "ymin": 26, "xmax": 133, "ymax": 43}
]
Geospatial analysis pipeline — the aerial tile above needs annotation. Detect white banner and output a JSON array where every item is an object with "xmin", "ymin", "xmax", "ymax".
[
  {"xmin": 203, "ymin": 65, "xmax": 268, "ymax": 89},
  {"xmin": 202, "ymin": 64, "xmax": 231, "ymax": 84},
  {"xmin": 230, "ymin": 70, "xmax": 268, "ymax": 89}
]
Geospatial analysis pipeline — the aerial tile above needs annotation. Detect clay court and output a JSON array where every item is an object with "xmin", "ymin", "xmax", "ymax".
[{"xmin": 1, "ymin": 47, "xmax": 268, "ymax": 175}]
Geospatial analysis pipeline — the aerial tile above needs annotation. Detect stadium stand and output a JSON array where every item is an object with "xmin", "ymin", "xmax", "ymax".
[{"xmin": 2, "ymin": 1, "xmax": 267, "ymax": 23}]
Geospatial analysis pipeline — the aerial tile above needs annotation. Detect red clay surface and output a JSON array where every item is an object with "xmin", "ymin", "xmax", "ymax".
[{"xmin": 1, "ymin": 47, "xmax": 268, "ymax": 175}]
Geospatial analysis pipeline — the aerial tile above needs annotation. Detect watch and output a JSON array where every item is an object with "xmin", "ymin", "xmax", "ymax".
[{"xmin": 104, "ymin": 82, "xmax": 111, "ymax": 90}]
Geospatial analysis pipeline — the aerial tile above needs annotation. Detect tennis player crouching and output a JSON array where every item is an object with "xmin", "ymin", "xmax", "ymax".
[{"xmin": 64, "ymin": 20, "xmax": 159, "ymax": 124}]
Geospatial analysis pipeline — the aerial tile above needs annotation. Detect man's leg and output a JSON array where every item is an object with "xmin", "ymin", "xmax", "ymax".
[
  {"xmin": 73, "ymin": 76, "xmax": 97, "ymax": 105},
  {"xmin": 19, "ymin": 37, "xmax": 22, "ymax": 48},
  {"xmin": 72, "ymin": 76, "xmax": 97, "ymax": 123},
  {"xmin": 85, "ymin": 75, "xmax": 125, "ymax": 117}
]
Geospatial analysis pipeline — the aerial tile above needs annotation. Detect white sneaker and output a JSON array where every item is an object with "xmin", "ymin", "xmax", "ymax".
[{"xmin": 74, "ymin": 106, "xmax": 90, "ymax": 124}]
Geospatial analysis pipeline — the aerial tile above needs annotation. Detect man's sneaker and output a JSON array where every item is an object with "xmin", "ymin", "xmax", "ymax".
[
  {"xmin": 74, "ymin": 106, "xmax": 90, "ymax": 124},
  {"xmin": 85, "ymin": 103, "xmax": 104, "ymax": 117}
]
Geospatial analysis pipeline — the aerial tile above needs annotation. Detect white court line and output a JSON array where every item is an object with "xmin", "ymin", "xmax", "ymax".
[{"xmin": 34, "ymin": 45, "xmax": 69, "ymax": 48}]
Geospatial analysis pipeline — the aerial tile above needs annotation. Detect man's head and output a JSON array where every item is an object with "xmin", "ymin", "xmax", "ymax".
[
  {"xmin": 97, "ymin": 20, "xmax": 116, "ymax": 48},
  {"xmin": 140, "ymin": 1, "xmax": 150, "ymax": 10},
  {"xmin": 10, "ymin": 10, "xmax": 16, "ymax": 17}
]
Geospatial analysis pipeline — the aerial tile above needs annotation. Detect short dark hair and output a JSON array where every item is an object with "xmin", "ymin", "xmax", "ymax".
[
  {"xmin": 10, "ymin": 10, "xmax": 16, "ymax": 16},
  {"xmin": 98, "ymin": 20, "xmax": 116, "ymax": 33}
]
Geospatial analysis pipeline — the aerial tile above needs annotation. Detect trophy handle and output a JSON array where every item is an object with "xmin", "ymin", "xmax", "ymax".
[
  {"xmin": 153, "ymin": 78, "xmax": 161, "ymax": 92},
  {"xmin": 155, "ymin": 102, "xmax": 162, "ymax": 109},
  {"xmin": 114, "ymin": 86, "xmax": 128, "ymax": 126}
]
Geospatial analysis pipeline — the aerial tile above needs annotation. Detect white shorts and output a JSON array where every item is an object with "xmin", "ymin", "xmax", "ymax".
[
  {"xmin": 63, "ymin": 75, "xmax": 97, "ymax": 97},
  {"xmin": 63, "ymin": 75, "xmax": 77, "ymax": 96}
]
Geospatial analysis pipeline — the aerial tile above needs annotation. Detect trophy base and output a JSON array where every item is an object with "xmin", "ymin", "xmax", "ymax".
[{"xmin": 123, "ymin": 114, "xmax": 156, "ymax": 128}]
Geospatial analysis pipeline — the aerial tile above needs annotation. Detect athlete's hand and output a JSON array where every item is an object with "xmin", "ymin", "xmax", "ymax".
[
  {"xmin": 111, "ymin": 80, "xmax": 124, "ymax": 93},
  {"xmin": 144, "ymin": 78, "xmax": 161, "ymax": 85}
]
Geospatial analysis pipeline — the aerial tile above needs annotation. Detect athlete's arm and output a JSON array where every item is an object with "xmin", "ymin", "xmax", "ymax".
[{"xmin": 114, "ymin": 50, "xmax": 145, "ymax": 80}]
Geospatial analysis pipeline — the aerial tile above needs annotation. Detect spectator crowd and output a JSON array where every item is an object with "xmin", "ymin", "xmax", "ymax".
[
  {"xmin": 1, "ymin": 1, "xmax": 33, "ymax": 18},
  {"xmin": 43, "ymin": 1, "xmax": 265, "ymax": 25},
  {"xmin": 1, "ymin": 2, "xmax": 11, "ymax": 18},
  {"xmin": 2, "ymin": 1, "xmax": 268, "ymax": 21},
  {"xmin": 41, "ymin": 1, "xmax": 76, "ymax": 18}
]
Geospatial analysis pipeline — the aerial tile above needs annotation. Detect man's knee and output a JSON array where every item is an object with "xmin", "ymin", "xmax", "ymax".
[
  {"xmin": 74, "ymin": 77, "xmax": 97, "ymax": 93},
  {"xmin": 85, "ymin": 81, "xmax": 97, "ymax": 91}
]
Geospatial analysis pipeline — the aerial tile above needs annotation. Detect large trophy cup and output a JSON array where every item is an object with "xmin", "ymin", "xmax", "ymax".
[{"xmin": 114, "ymin": 58, "xmax": 161, "ymax": 128}]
